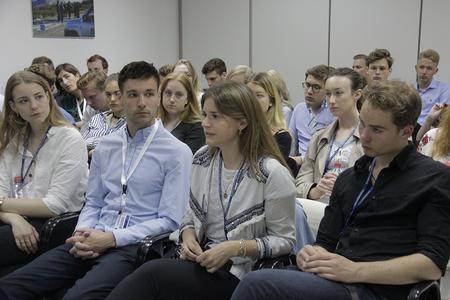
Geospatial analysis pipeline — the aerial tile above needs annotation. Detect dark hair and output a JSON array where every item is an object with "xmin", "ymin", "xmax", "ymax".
[
  {"xmin": 87, "ymin": 54, "xmax": 109, "ymax": 70},
  {"xmin": 367, "ymin": 49, "xmax": 393, "ymax": 68},
  {"xmin": 26, "ymin": 63, "xmax": 56, "ymax": 87},
  {"xmin": 353, "ymin": 54, "xmax": 368, "ymax": 65},
  {"xmin": 118, "ymin": 61, "xmax": 160, "ymax": 91},
  {"xmin": 361, "ymin": 80, "xmax": 421, "ymax": 128},
  {"xmin": 159, "ymin": 64, "xmax": 174, "ymax": 77},
  {"xmin": 201, "ymin": 58, "xmax": 227, "ymax": 75},
  {"xmin": 54, "ymin": 63, "xmax": 81, "ymax": 93},
  {"xmin": 305, "ymin": 64, "xmax": 335, "ymax": 82},
  {"xmin": 31, "ymin": 56, "xmax": 54, "ymax": 70},
  {"xmin": 328, "ymin": 67, "xmax": 364, "ymax": 91}
]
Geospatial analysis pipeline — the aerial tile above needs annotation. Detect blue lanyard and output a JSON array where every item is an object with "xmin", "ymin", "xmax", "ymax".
[
  {"xmin": 20, "ymin": 126, "xmax": 51, "ymax": 186},
  {"xmin": 218, "ymin": 154, "xmax": 245, "ymax": 219},
  {"xmin": 323, "ymin": 127, "xmax": 356, "ymax": 176},
  {"xmin": 341, "ymin": 158, "xmax": 376, "ymax": 231}
]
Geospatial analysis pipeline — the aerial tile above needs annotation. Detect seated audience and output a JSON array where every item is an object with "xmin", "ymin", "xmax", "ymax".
[
  {"xmin": 289, "ymin": 64, "xmax": 335, "ymax": 166},
  {"xmin": 174, "ymin": 58, "xmax": 203, "ymax": 100},
  {"xmin": 230, "ymin": 80, "xmax": 450, "ymax": 300},
  {"xmin": 87, "ymin": 54, "xmax": 109, "ymax": 74},
  {"xmin": 106, "ymin": 81, "xmax": 296, "ymax": 300},
  {"xmin": 267, "ymin": 69, "xmax": 294, "ymax": 125},
  {"xmin": 248, "ymin": 72, "xmax": 298, "ymax": 175},
  {"xmin": 0, "ymin": 61, "xmax": 193, "ymax": 299},
  {"xmin": 159, "ymin": 72, "xmax": 205, "ymax": 154},
  {"xmin": 0, "ymin": 71, "xmax": 88, "ymax": 276},
  {"xmin": 30, "ymin": 56, "xmax": 55, "ymax": 72},
  {"xmin": 81, "ymin": 73, "xmax": 126, "ymax": 154},
  {"xmin": 418, "ymin": 106, "xmax": 450, "ymax": 166},
  {"xmin": 296, "ymin": 68, "xmax": 363, "ymax": 203},
  {"xmin": 226, "ymin": 65, "xmax": 253, "ymax": 84},
  {"xmin": 55, "ymin": 63, "xmax": 96, "ymax": 129},
  {"xmin": 201, "ymin": 58, "xmax": 227, "ymax": 88},
  {"xmin": 367, "ymin": 48, "xmax": 393, "ymax": 83}
]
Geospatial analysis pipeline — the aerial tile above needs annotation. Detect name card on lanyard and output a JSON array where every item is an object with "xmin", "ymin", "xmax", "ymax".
[{"xmin": 116, "ymin": 121, "xmax": 159, "ymax": 229}]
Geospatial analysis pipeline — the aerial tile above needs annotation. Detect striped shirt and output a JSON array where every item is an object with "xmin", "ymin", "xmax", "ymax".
[{"xmin": 81, "ymin": 111, "xmax": 126, "ymax": 150}]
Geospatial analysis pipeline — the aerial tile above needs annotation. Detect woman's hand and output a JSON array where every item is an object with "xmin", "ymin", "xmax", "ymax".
[
  {"xmin": 196, "ymin": 241, "xmax": 237, "ymax": 273},
  {"xmin": 10, "ymin": 214, "xmax": 40, "ymax": 254},
  {"xmin": 180, "ymin": 229, "xmax": 203, "ymax": 262},
  {"xmin": 317, "ymin": 173, "xmax": 338, "ymax": 196}
]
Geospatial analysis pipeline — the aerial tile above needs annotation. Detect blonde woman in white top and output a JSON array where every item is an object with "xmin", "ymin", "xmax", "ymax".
[{"xmin": 0, "ymin": 71, "xmax": 88, "ymax": 274}]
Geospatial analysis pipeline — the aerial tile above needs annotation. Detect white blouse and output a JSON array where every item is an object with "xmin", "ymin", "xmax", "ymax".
[{"xmin": 0, "ymin": 126, "xmax": 89, "ymax": 214}]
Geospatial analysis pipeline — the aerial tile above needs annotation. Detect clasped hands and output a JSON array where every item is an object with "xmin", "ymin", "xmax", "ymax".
[
  {"xmin": 66, "ymin": 228, "xmax": 116, "ymax": 260},
  {"xmin": 180, "ymin": 237, "xmax": 234, "ymax": 274}
]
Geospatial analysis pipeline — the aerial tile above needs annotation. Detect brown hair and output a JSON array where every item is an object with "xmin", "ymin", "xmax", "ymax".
[
  {"xmin": 367, "ymin": 49, "xmax": 394, "ymax": 68},
  {"xmin": 174, "ymin": 59, "xmax": 201, "ymax": 96},
  {"xmin": 0, "ymin": 71, "xmax": 68, "ymax": 154},
  {"xmin": 361, "ymin": 80, "xmax": 421, "ymax": 128},
  {"xmin": 159, "ymin": 73, "xmax": 202, "ymax": 124},
  {"xmin": 77, "ymin": 71, "xmax": 107, "ymax": 91},
  {"xmin": 203, "ymin": 81, "xmax": 287, "ymax": 176},
  {"xmin": 304, "ymin": 64, "xmax": 335, "ymax": 82},
  {"xmin": 87, "ymin": 54, "xmax": 109, "ymax": 70}
]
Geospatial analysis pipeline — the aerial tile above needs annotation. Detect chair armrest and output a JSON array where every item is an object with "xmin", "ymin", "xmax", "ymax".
[
  {"xmin": 136, "ymin": 232, "xmax": 179, "ymax": 266},
  {"xmin": 39, "ymin": 211, "xmax": 80, "ymax": 253},
  {"xmin": 407, "ymin": 280, "xmax": 441, "ymax": 300},
  {"xmin": 252, "ymin": 254, "xmax": 296, "ymax": 271}
]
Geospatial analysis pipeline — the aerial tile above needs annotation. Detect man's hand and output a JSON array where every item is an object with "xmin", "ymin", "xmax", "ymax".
[
  {"xmin": 297, "ymin": 245, "xmax": 359, "ymax": 283},
  {"xmin": 66, "ymin": 228, "xmax": 116, "ymax": 259}
]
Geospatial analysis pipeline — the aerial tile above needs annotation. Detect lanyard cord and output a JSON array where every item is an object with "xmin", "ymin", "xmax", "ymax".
[
  {"xmin": 323, "ymin": 127, "xmax": 356, "ymax": 176},
  {"xmin": 120, "ymin": 121, "xmax": 159, "ymax": 211},
  {"xmin": 20, "ymin": 126, "xmax": 51, "ymax": 186},
  {"xmin": 218, "ymin": 154, "xmax": 245, "ymax": 223}
]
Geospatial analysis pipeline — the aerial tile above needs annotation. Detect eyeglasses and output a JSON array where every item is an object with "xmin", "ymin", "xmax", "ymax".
[{"xmin": 302, "ymin": 82, "xmax": 322, "ymax": 93}]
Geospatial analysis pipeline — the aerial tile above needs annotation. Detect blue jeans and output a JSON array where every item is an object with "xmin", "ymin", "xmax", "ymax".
[{"xmin": 231, "ymin": 269, "xmax": 381, "ymax": 300}]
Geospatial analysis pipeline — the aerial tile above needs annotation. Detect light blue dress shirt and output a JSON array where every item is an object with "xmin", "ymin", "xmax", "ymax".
[
  {"xmin": 289, "ymin": 101, "xmax": 334, "ymax": 156},
  {"xmin": 417, "ymin": 79, "xmax": 450, "ymax": 125},
  {"xmin": 76, "ymin": 120, "xmax": 193, "ymax": 247}
]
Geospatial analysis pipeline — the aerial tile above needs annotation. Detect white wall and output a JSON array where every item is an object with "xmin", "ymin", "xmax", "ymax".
[
  {"xmin": 181, "ymin": 0, "xmax": 250, "ymax": 89},
  {"xmin": 330, "ymin": 0, "xmax": 421, "ymax": 84},
  {"xmin": 0, "ymin": 0, "xmax": 179, "ymax": 93}
]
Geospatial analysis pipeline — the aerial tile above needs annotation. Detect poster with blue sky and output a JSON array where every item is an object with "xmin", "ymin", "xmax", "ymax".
[{"xmin": 32, "ymin": 0, "xmax": 94, "ymax": 38}]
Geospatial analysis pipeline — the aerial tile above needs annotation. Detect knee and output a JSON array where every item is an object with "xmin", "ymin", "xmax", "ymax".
[{"xmin": 231, "ymin": 270, "xmax": 274, "ymax": 300}]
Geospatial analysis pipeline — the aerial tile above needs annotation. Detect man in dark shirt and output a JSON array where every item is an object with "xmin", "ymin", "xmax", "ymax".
[{"xmin": 231, "ymin": 80, "xmax": 450, "ymax": 300}]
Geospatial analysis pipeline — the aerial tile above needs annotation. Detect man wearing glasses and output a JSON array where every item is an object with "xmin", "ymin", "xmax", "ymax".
[{"xmin": 289, "ymin": 65, "xmax": 335, "ymax": 166}]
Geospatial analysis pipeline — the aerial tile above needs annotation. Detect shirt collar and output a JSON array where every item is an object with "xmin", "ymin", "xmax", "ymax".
[
  {"xmin": 354, "ymin": 143, "xmax": 415, "ymax": 173},
  {"xmin": 125, "ymin": 119, "xmax": 160, "ymax": 142}
]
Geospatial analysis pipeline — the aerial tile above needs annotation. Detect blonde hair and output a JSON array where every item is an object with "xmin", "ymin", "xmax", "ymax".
[
  {"xmin": 226, "ymin": 65, "xmax": 253, "ymax": 83},
  {"xmin": 248, "ymin": 72, "xmax": 287, "ymax": 132},
  {"xmin": 203, "ymin": 81, "xmax": 287, "ymax": 176},
  {"xmin": 267, "ymin": 69, "xmax": 293, "ymax": 110},
  {"xmin": 0, "ymin": 71, "xmax": 68, "ymax": 154},
  {"xmin": 174, "ymin": 59, "xmax": 201, "ymax": 96},
  {"xmin": 77, "ymin": 71, "xmax": 107, "ymax": 91},
  {"xmin": 419, "ymin": 49, "xmax": 440, "ymax": 65},
  {"xmin": 432, "ymin": 107, "xmax": 450, "ymax": 159},
  {"xmin": 159, "ymin": 73, "xmax": 202, "ymax": 124}
]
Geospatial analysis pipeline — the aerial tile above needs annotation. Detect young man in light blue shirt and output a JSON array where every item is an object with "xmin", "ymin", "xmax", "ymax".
[
  {"xmin": 0, "ymin": 61, "xmax": 193, "ymax": 299},
  {"xmin": 415, "ymin": 49, "xmax": 450, "ymax": 125},
  {"xmin": 289, "ymin": 65, "xmax": 335, "ymax": 166}
]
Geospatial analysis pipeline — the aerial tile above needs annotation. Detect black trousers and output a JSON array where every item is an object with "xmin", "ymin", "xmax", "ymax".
[
  {"xmin": 107, "ymin": 258, "xmax": 240, "ymax": 300},
  {"xmin": 0, "ymin": 243, "xmax": 138, "ymax": 300},
  {"xmin": 0, "ymin": 218, "xmax": 47, "ymax": 277}
]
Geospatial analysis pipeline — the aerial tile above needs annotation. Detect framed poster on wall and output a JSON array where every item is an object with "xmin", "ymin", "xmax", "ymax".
[{"xmin": 32, "ymin": 0, "xmax": 95, "ymax": 38}]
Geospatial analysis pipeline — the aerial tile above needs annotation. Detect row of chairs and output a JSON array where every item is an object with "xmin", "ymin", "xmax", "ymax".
[{"xmin": 40, "ymin": 199, "xmax": 448, "ymax": 300}]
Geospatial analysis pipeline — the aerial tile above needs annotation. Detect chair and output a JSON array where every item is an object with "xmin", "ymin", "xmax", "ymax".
[
  {"xmin": 39, "ymin": 211, "xmax": 80, "ymax": 252},
  {"xmin": 135, "ymin": 232, "xmax": 179, "ymax": 266}
]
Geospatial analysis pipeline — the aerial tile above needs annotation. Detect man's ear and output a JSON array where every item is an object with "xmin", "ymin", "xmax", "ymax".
[{"xmin": 401, "ymin": 124, "xmax": 414, "ymax": 139}]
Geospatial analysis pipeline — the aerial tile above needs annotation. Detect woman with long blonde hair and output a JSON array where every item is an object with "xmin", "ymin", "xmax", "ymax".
[
  {"xmin": 173, "ymin": 59, "xmax": 203, "ymax": 101},
  {"xmin": 159, "ymin": 73, "xmax": 205, "ymax": 153},
  {"xmin": 0, "ymin": 71, "xmax": 88, "ymax": 274}
]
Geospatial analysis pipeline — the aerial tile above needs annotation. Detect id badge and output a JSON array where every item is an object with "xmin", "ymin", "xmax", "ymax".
[{"xmin": 114, "ymin": 212, "xmax": 131, "ymax": 229}]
